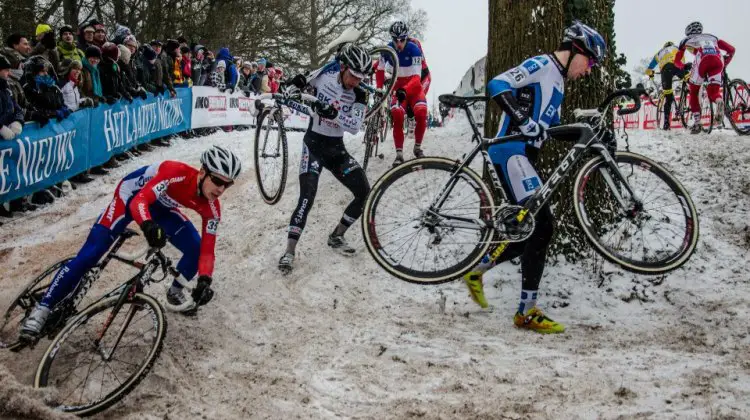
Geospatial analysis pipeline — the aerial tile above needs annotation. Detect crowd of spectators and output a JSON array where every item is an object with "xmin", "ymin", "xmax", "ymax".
[{"xmin": 1, "ymin": 20, "xmax": 285, "ymax": 221}]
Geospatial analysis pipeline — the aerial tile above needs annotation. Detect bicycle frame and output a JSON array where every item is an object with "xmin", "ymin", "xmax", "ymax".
[{"xmin": 428, "ymin": 105, "xmax": 642, "ymax": 263}]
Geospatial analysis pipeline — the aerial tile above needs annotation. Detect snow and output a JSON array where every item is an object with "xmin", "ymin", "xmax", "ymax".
[{"xmin": 1, "ymin": 117, "xmax": 749, "ymax": 419}]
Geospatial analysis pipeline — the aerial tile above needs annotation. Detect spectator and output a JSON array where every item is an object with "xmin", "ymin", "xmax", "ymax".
[
  {"xmin": 192, "ymin": 45, "xmax": 208, "ymax": 86},
  {"xmin": 22, "ymin": 56, "xmax": 69, "ymax": 126},
  {"xmin": 1, "ymin": 55, "xmax": 24, "ymax": 140},
  {"xmin": 215, "ymin": 47, "xmax": 237, "ymax": 93},
  {"xmin": 111, "ymin": 24, "xmax": 132, "ymax": 45},
  {"xmin": 57, "ymin": 26, "xmax": 85, "ymax": 62},
  {"xmin": 238, "ymin": 61, "xmax": 257, "ymax": 96},
  {"xmin": 180, "ymin": 46, "xmax": 192, "ymax": 86},
  {"xmin": 177, "ymin": 36, "xmax": 189, "ymax": 48},
  {"xmin": 117, "ymin": 44, "xmax": 146, "ymax": 100},
  {"xmin": 252, "ymin": 58, "xmax": 270, "ymax": 93},
  {"xmin": 77, "ymin": 22, "xmax": 95, "ymax": 50},
  {"xmin": 3, "ymin": 34, "xmax": 32, "ymax": 66},
  {"xmin": 268, "ymin": 67, "xmax": 279, "ymax": 93},
  {"xmin": 80, "ymin": 46, "xmax": 103, "ymax": 105},
  {"xmin": 91, "ymin": 20, "xmax": 107, "ymax": 48},
  {"xmin": 31, "ymin": 25, "xmax": 60, "ymax": 76},
  {"xmin": 172, "ymin": 47, "xmax": 187, "ymax": 88},
  {"xmin": 159, "ymin": 39, "xmax": 179, "ymax": 96},
  {"xmin": 99, "ymin": 42, "xmax": 131, "ymax": 104},
  {"xmin": 59, "ymin": 59, "xmax": 93, "ymax": 112},
  {"xmin": 210, "ymin": 59, "xmax": 227, "ymax": 91}
]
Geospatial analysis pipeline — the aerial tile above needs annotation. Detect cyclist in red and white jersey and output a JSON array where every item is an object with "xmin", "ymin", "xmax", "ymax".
[
  {"xmin": 675, "ymin": 21, "xmax": 735, "ymax": 133},
  {"xmin": 20, "ymin": 146, "xmax": 241, "ymax": 339},
  {"xmin": 376, "ymin": 21, "xmax": 430, "ymax": 166}
]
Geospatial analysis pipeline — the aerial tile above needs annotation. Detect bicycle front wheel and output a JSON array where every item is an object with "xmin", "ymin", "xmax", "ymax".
[
  {"xmin": 254, "ymin": 107, "xmax": 288, "ymax": 205},
  {"xmin": 573, "ymin": 152, "xmax": 699, "ymax": 275},
  {"xmin": 726, "ymin": 79, "xmax": 750, "ymax": 135},
  {"xmin": 365, "ymin": 46, "xmax": 399, "ymax": 120},
  {"xmin": 362, "ymin": 157, "xmax": 495, "ymax": 284},
  {"xmin": 360, "ymin": 109, "xmax": 381, "ymax": 171},
  {"xmin": 35, "ymin": 293, "xmax": 166, "ymax": 416}
]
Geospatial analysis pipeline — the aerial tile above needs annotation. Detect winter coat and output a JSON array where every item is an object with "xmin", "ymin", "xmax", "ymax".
[
  {"xmin": 159, "ymin": 51, "xmax": 176, "ymax": 93},
  {"xmin": 215, "ymin": 48, "xmax": 238, "ymax": 89},
  {"xmin": 23, "ymin": 75, "xmax": 67, "ymax": 123},
  {"xmin": 81, "ymin": 59, "xmax": 103, "ymax": 101},
  {"xmin": 239, "ymin": 71, "xmax": 257, "ymax": 95},
  {"xmin": 61, "ymin": 80, "xmax": 81, "ymax": 111},
  {"xmin": 210, "ymin": 64, "xmax": 226, "ymax": 90},
  {"xmin": 31, "ymin": 34, "xmax": 61, "ymax": 76},
  {"xmin": 136, "ymin": 53, "xmax": 159, "ymax": 93},
  {"xmin": 56, "ymin": 41, "xmax": 85, "ymax": 62},
  {"xmin": 0, "ymin": 77, "xmax": 24, "ymax": 128},
  {"xmin": 252, "ymin": 69, "xmax": 270, "ymax": 94},
  {"xmin": 99, "ymin": 57, "xmax": 131, "ymax": 102},
  {"xmin": 172, "ymin": 58, "xmax": 186, "ymax": 86}
]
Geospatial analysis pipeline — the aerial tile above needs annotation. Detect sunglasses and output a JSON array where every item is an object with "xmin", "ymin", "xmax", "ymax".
[
  {"xmin": 573, "ymin": 43, "xmax": 598, "ymax": 68},
  {"xmin": 393, "ymin": 37, "xmax": 407, "ymax": 44},
  {"xmin": 208, "ymin": 173, "xmax": 234, "ymax": 188}
]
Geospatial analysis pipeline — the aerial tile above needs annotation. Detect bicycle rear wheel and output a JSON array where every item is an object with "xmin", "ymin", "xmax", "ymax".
[
  {"xmin": 726, "ymin": 79, "xmax": 750, "ymax": 135},
  {"xmin": 360, "ymin": 110, "xmax": 381, "ymax": 171},
  {"xmin": 35, "ymin": 293, "xmax": 166, "ymax": 417},
  {"xmin": 361, "ymin": 157, "xmax": 495, "ymax": 284},
  {"xmin": 365, "ymin": 46, "xmax": 398, "ymax": 120},
  {"xmin": 1, "ymin": 257, "xmax": 72, "ymax": 348},
  {"xmin": 254, "ymin": 107, "xmax": 288, "ymax": 205},
  {"xmin": 573, "ymin": 152, "xmax": 699, "ymax": 275}
]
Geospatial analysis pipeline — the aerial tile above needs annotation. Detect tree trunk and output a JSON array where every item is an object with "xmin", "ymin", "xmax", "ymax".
[
  {"xmin": 63, "ymin": 0, "xmax": 80, "ymax": 28},
  {"xmin": 484, "ymin": 0, "xmax": 618, "ymax": 260}
]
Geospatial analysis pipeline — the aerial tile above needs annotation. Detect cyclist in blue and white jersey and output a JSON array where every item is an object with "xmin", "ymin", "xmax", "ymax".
[
  {"xmin": 463, "ymin": 21, "xmax": 607, "ymax": 334},
  {"xmin": 277, "ymin": 43, "xmax": 372, "ymax": 274}
]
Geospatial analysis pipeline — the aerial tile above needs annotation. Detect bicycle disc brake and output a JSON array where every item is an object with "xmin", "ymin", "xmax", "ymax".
[{"xmin": 494, "ymin": 205, "xmax": 535, "ymax": 242}]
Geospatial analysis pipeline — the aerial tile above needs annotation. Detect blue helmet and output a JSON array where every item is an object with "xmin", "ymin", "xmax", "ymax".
[{"xmin": 563, "ymin": 21, "xmax": 607, "ymax": 65}]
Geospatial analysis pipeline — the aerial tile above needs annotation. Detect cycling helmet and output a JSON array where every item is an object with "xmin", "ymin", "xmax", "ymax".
[
  {"xmin": 389, "ymin": 21, "xmax": 409, "ymax": 39},
  {"xmin": 685, "ymin": 21, "xmax": 702, "ymax": 36},
  {"xmin": 201, "ymin": 146, "xmax": 241, "ymax": 180},
  {"xmin": 563, "ymin": 20, "xmax": 607, "ymax": 64},
  {"xmin": 663, "ymin": 41, "xmax": 675, "ymax": 48},
  {"xmin": 337, "ymin": 43, "xmax": 372, "ymax": 79}
]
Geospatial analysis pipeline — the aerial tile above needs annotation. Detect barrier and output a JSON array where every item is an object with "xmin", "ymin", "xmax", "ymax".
[{"xmin": 190, "ymin": 87, "xmax": 310, "ymax": 130}]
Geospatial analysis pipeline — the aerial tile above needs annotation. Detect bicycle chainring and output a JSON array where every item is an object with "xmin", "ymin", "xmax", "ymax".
[{"xmin": 494, "ymin": 205, "xmax": 535, "ymax": 242}]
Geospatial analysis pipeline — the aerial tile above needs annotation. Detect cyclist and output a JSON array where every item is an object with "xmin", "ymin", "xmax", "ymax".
[
  {"xmin": 674, "ymin": 21, "xmax": 735, "ymax": 133},
  {"xmin": 21, "ymin": 146, "xmax": 241, "ymax": 339},
  {"xmin": 376, "ymin": 21, "xmax": 429, "ymax": 166},
  {"xmin": 403, "ymin": 36, "xmax": 431, "ymax": 139},
  {"xmin": 462, "ymin": 21, "xmax": 607, "ymax": 334},
  {"xmin": 277, "ymin": 43, "xmax": 371, "ymax": 274},
  {"xmin": 645, "ymin": 41, "xmax": 691, "ymax": 130}
]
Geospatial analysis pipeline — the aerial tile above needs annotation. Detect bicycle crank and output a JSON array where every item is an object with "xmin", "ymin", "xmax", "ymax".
[{"xmin": 494, "ymin": 205, "xmax": 535, "ymax": 242}]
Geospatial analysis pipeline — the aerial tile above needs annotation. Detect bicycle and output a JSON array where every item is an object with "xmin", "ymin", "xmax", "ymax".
[
  {"xmin": 359, "ymin": 100, "xmax": 390, "ymax": 172},
  {"xmin": 677, "ymin": 75, "xmax": 714, "ymax": 133},
  {"xmin": 718, "ymin": 69, "xmax": 750, "ymax": 135},
  {"xmin": 253, "ymin": 46, "xmax": 399, "ymax": 204},
  {"xmin": 360, "ymin": 88, "xmax": 699, "ymax": 284},
  {"xmin": 642, "ymin": 75, "xmax": 661, "ymax": 107},
  {"xmin": 1, "ymin": 229, "xmax": 172, "ymax": 416}
]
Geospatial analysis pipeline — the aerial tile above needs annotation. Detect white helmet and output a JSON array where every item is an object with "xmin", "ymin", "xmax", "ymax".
[
  {"xmin": 337, "ymin": 43, "xmax": 372, "ymax": 79},
  {"xmin": 201, "ymin": 146, "xmax": 241, "ymax": 180}
]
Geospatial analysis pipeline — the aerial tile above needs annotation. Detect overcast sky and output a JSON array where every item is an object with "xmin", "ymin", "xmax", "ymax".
[{"xmin": 411, "ymin": 0, "xmax": 747, "ymax": 106}]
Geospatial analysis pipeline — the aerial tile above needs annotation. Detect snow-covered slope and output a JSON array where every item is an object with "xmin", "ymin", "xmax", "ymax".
[{"xmin": 1, "ymin": 119, "xmax": 749, "ymax": 419}]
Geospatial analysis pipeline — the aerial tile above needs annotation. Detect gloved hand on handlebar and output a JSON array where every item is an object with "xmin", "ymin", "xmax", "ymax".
[
  {"xmin": 191, "ymin": 275, "xmax": 214, "ymax": 306},
  {"xmin": 518, "ymin": 118, "xmax": 548, "ymax": 148},
  {"xmin": 289, "ymin": 74, "xmax": 308, "ymax": 90},
  {"xmin": 311, "ymin": 102, "xmax": 338, "ymax": 120},
  {"xmin": 282, "ymin": 83, "xmax": 301, "ymax": 100},
  {"xmin": 141, "ymin": 220, "xmax": 167, "ymax": 249},
  {"xmin": 645, "ymin": 68, "xmax": 655, "ymax": 78}
]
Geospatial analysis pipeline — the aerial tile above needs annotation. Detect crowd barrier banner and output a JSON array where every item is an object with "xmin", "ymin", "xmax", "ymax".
[
  {"xmin": 190, "ymin": 87, "xmax": 311, "ymax": 130},
  {"xmin": 1, "ymin": 89, "xmax": 191, "ymax": 203}
]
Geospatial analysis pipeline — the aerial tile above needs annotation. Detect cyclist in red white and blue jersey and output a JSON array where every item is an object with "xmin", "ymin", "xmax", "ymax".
[
  {"xmin": 674, "ymin": 21, "xmax": 735, "ymax": 133},
  {"xmin": 376, "ymin": 21, "xmax": 429, "ymax": 166},
  {"xmin": 20, "ymin": 146, "xmax": 241, "ymax": 340}
]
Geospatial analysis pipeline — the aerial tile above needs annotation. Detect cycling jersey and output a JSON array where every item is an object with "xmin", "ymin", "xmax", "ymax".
[
  {"xmin": 306, "ymin": 60, "xmax": 367, "ymax": 137},
  {"xmin": 487, "ymin": 54, "xmax": 565, "ymax": 139},
  {"xmin": 41, "ymin": 161, "xmax": 220, "ymax": 309},
  {"xmin": 647, "ymin": 45, "xmax": 683, "ymax": 71},
  {"xmin": 375, "ymin": 40, "xmax": 425, "ymax": 90},
  {"xmin": 676, "ymin": 34, "xmax": 734, "ymax": 68},
  {"xmin": 675, "ymin": 34, "xmax": 735, "ymax": 112}
]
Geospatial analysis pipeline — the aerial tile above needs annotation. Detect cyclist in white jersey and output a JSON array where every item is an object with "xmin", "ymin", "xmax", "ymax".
[{"xmin": 278, "ymin": 44, "xmax": 372, "ymax": 274}]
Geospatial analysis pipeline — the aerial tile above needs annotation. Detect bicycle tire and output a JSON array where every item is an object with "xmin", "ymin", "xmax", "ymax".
[
  {"xmin": 726, "ymin": 79, "xmax": 750, "ymax": 135},
  {"xmin": 361, "ymin": 157, "xmax": 495, "ymax": 284},
  {"xmin": 703, "ymin": 85, "xmax": 714, "ymax": 134},
  {"xmin": 572, "ymin": 151, "xmax": 699, "ymax": 275},
  {"xmin": 361, "ymin": 110, "xmax": 382, "ymax": 171},
  {"xmin": 678, "ymin": 83, "xmax": 690, "ymax": 128},
  {"xmin": 254, "ymin": 107, "xmax": 288, "ymax": 205},
  {"xmin": 35, "ymin": 293, "xmax": 166, "ymax": 417},
  {"xmin": 656, "ymin": 95, "xmax": 665, "ymax": 129},
  {"xmin": 365, "ymin": 46, "xmax": 398, "ymax": 121},
  {"xmin": 645, "ymin": 78, "xmax": 660, "ymax": 107},
  {"xmin": 1, "ymin": 257, "xmax": 73, "ymax": 346}
]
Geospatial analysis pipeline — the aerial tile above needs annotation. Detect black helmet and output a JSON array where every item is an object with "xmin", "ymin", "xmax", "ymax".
[
  {"xmin": 389, "ymin": 21, "xmax": 409, "ymax": 39},
  {"xmin": 337, "ymin": 43, "xmax": 372, "ymax": 79},
  {"xmin": 663, "ymin": 41, "xmax": 675, "ymax": 48},
  {"xmin": 685, "ymin": 21, "xmax": 702, "ymax": 36}
]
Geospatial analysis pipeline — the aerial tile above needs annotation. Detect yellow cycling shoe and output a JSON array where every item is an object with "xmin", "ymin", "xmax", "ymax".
[
  {"xmin": 463, "ymin": 271, "xmax": 488, "ymax": 308},
  {"xmin": 513, "ymin": 307, "xmax": 565, "ymax": 334}
]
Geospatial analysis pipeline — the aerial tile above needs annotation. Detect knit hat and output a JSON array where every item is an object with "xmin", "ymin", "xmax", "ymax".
[
  {"xmin": 102, "ymin": 42, "xmax": 119, "ymax": 60},
  {"xmin": 85, "ymin": 45, "xmax": 102, "ymax": 59},
  {"xmin": 142, "ymin": 46, "xmax": 158, "ymax": 61},
  {"xmin": 123, "ymin": 35, "xmax": 138, "ymax": 48},
  {"xmin": 0, "ymin": 55, "xmax": 11, "ymax": 71},
  {"xmin": 150, "ymin": 39, "xmax": 162, "ymax": 47},
  {"xmin": 90, "ymin": 20, "xmax": 105, "ymax": 32},
  {"xmin": 257, "ymin": 58, "xmax": 267, "ymax": 66},
  {"xmin": 242, "ymin": 61, "xmax": 253, "ymax": 68},
  {"xmin": 59, "ymin": 58, "xmax": 82, "ymax": 77},
  {"xmin": 59, "ymin": 25, "xmax": 74, "ymax": 37},
  {"xmin": 216, "ymin": 60, "xmax": 226, "ymax": 69},
  {"xmin": 36, "ymin": 24, "xmax": 53, "ymax": 37}
]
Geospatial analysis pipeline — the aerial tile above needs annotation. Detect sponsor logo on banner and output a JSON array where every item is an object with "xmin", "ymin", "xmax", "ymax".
[
  {"xmin": 103, "ymin": 97, "xmax": 184, "ymax": 152},
  {"xmin": 195, "ymin": 96, "xmax": 228, "ymax": 111},
  {"xmin": 0, "ymin": 130, "xmax": 77, "ymax": 195}
]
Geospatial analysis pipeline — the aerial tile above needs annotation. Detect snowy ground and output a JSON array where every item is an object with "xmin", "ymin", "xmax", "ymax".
[{"xmin": 1, "ymin": 117, "xmax": 749, "ymax": 419}]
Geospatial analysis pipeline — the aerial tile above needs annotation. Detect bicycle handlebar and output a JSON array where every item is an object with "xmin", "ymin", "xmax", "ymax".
[
  {"xmin": 597, "ymin": 88, "xmax": 646, "ymax": 115},
  {"xmin": 257, "ymin": 92, "xmax": 321, "ymax": 117}
]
